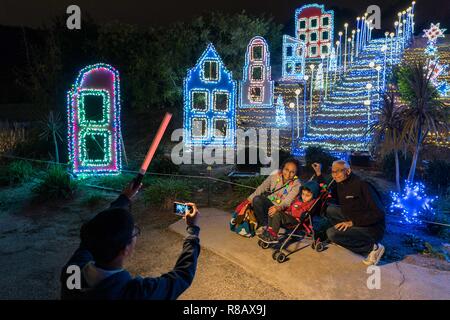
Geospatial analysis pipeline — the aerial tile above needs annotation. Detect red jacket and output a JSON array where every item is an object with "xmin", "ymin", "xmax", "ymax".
[{"xmin": 287, "ymin": 198, "xmax": 315, "ymax": 219}]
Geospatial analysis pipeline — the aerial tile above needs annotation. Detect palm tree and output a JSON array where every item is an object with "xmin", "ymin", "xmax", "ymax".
[
  {"xmin": 397, "ymin": 59, "xmax": 449, "ymax": 182},
  {"xmin": 367, "ymin": 86, "xmax": 405, "ymax": 191},
  {"xmin": 38, "ymin": 111, "xmax": 63, "ymax": 163}
]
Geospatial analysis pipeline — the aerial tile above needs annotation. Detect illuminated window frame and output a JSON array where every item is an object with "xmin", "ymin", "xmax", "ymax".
[
  {"xmin": 309, "ymin": 44, "xmax": 319, "ymax": 57},
  {"xmin": 251, "ymin": 45, "xmax": 264, "ymax": 61},
  {"xmin": 212, "ymin": 118, "xmax": 229, "ymax": 138},
  {"xmin": 212, "ymin": 90, "xmax": 230, "ymax": 112},
  {"xmin": 191, "ymin": 117, "xmax": 208, "ymax": 138},
  {"xmin": 79, "ymin": 128, "xmax": 112, "ymax": 167},
  {"xmin": 321, "ymin": 15, "xmax": 331, "ymax": 27},
  {"xmin": 321, "ymin": 30, "xmax": 330, "ymax": 41},
  {"xmin": 191, "ymin": 90, "xmax": 209, "ymax": 112},
  {"xmin": 201, "ymin": 60, "xmax": 220, "ymax": 82},
  {"xmin": 78, "ymin": 89, "xmax": 110, "ymax": 126},
  {"xmin": 299, "ymin": 18, "xmax": 308, "ymax": 30},
  {"xmin": 250, "ymin": 64, "xmax": 264, "ymax": 82},
  {"xmin": 321, "ymin": 44, "xmax": 330, "ymax": 55},
  {"xmin": 248, "ymin": 86, "xmax": 264, "ymax": 103},
  {"xmin": 309, "ymin": 17, "xmax": 319, "ymax": 30}
]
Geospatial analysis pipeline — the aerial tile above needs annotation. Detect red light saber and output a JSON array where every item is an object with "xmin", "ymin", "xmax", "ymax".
[{"xmin": 133, "ymin": 112, "xmax": 173, "ymax": 188}]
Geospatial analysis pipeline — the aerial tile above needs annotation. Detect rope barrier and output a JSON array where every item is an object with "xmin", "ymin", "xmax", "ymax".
[{"xmin": 1, "ymin": 153, "xmax": 449, "ymax": 228}]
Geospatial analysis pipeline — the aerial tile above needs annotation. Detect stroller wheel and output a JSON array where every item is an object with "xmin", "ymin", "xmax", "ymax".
[
  {"xmin": 315, "ymin": 242, "xmax": 324, "ymax": 252},
  {"xmin": 272, "ymin": 250, "xmax": 280, "ymax": 260},
  {"xmin": 276, "ymin": 253, "xmax": 287, "ymax": 263},
  {"xmin": 257, "ymin": 240, "xmax": 263, "ymax": 247},
  {"xmin": 261, "ymin": 241, "xmax": 270, "ymax": 249},
  {"xmin": 311, "ymin": 242, "xmax": 316, "ymax": 250}
]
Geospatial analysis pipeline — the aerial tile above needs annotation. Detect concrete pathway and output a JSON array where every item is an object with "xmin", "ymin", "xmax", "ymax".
[{"xmin": 169, "ymin": 208, "xmax": 450, "ymax": 300}]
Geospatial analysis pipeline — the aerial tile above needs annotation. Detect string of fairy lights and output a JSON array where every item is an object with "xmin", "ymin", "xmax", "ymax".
[{"xmin": 67, "ymin": 63, "xmax": 122, "ymax": 178}]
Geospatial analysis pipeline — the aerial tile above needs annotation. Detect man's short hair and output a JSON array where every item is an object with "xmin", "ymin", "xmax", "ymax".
[
  {"xmin": 332, "ymin": 160, "xmax": 350, "ymax": 169},
  {"xmin": 80, "ymin": 208, "xmax": 135, "ymax": 265}
]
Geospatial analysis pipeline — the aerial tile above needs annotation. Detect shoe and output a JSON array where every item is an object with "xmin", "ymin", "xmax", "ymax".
[
  {"xmin": 363, "ymin": 243, "xmax": 385, "ymax": 266},
  {"xmin": 258, "ymin": 230, "xmax": 279, "ymax": 244},
  {"xmin": 255, "ymin": 226, "xmax": 266, "ymax": 236}
]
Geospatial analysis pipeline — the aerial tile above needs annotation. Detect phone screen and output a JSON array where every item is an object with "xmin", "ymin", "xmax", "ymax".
[{"xmin": 174, "ymin": 202, "xmax": 188, "ymax": 216}]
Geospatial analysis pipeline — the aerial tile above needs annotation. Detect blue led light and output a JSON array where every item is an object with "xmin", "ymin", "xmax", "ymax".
[{"xmin": 183, "ymin": 43, "xmax": 237, "ymax": 147}]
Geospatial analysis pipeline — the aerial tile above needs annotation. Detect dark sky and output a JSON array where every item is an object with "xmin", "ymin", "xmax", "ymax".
[{"xmin": 1, "ymin": 0, "xmax": 449, "ymax": 31}]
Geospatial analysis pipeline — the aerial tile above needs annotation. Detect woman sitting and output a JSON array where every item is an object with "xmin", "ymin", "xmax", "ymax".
[{"xmin": 239, "ymin": 158, "xmax": 301, "ymax": 235}]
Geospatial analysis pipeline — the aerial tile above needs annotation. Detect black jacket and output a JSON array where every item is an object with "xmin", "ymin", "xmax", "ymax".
[
  {"xmin": 316, "ymin": 173, "xmax": 385, "ymax": 227},
  {"xmin": 60, "ymin": 195, "xmax": 201, "ymax": 300}
]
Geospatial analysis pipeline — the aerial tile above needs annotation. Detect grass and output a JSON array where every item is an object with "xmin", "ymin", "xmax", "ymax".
[{"xmin": 32, "ymin": 165, "xmax": 78, "ymax": 200}]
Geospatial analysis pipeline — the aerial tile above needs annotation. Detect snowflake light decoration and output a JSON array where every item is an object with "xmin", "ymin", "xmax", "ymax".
[{"xmin": 390, "ymin": 181, "xmax": 437, "ymax": 224}]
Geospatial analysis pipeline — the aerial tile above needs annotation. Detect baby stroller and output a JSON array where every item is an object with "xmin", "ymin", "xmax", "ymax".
[{"xmin": 257, "ymin": 180, "xmax": 334, "ymax": 263}]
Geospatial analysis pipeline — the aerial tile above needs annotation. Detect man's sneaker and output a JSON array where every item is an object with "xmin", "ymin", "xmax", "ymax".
[
  {"xmin": 363, "ymin": 243, "xmax": 385, "ymax": 266},
  {"xmin": 258, "ymin": 230, "xmax": 279, "ymax": 244}
]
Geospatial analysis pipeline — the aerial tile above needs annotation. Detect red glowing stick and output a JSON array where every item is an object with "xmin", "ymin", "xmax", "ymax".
[{"xmin": 133, "ymin": 112, "xmax": 172, "ymax": 187}]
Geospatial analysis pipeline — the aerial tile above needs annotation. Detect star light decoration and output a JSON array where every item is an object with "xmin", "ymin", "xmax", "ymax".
[
  {"xmin": 422, "ymin": 23, "xmax": 446, "ymax": 43},
  {"xmin": 390, "ymin": 181, "xmax": 437, "ymax": 224},
  {"xmin": 422, "ymin": 23, "xmax": 449, "ymax": 97}
]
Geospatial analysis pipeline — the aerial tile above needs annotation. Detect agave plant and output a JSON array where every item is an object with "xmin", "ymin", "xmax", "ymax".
[{"xmin": 38, "ymin": 111, "xmax": 64, "ymax": 163}]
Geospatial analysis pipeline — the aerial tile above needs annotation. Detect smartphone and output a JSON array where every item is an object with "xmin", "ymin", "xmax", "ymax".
[{"xmin": 173, "ymin": 202, "xmax": 193, "ymax": 216}]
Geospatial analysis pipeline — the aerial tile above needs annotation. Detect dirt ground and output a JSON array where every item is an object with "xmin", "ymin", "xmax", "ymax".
[{"xmin": 0, "ymin": 183, "xmax": 289, "ymax": 300}]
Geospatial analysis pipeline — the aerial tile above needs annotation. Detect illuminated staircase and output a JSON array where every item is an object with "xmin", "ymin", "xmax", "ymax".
[{"xmin": 293, "ymin": 37, "xmax": 402, "ymax": 159}]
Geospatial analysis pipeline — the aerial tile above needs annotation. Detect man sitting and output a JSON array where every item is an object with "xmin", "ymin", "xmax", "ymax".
[{"xmin": 313, "ymin": 160, "xmax": 385, "ymax": 265}]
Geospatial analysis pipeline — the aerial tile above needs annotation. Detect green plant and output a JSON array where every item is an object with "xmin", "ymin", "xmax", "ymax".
[
  {"xmin": 38, "ymin": 111, "xmax": 64, "ymax": 163},
  {"xmin": 396, "ymin": 60, "xmax": 449, "ymax": 182},
  {"xmin": 95, "ymin": 174, "xmax": 134, "ymax": 190},
  {"xmin": 367, "ymin": 88, "xmax": 405, "ymax": 191},
  {"xmin": 233, "ymin": 175, "xmax": 266, "ymax": 198},
  {"xmin": 422, "ymin": 211, "xmax": 450, "ymax": 240},
  {"xmin": 422, "ymin": 242, "xmax": 448, "ymax": 261},
  {"xmin": 32, "ymin": 165, "xmax": 78, "ymax": 200},
  {"xmin": 423, "ymin": 160, "xmax": 450, "ymax": 194},
  {"xmin": 304, "ymin": 146, "xmax": 336, "ymax": 174},
  {"xmin": 148, "ymin": 155, "xmax": 180, "ymax": 174},
  {"xmin": 142, "ymin": 178, "xmax": 192, "ymax": 209},
  {"xmin": 402, "ymin": 233, "xmax": 424, "ymax": 251},
  {"xmin": 5, "ymin": 160, "xmax": 33, "ymax": 185},
  {"xmin": 82, "ymin": 192, "xmax": 107, "ymax": 211},
  {"xmin": 381, "ymin": 151, "xmax": 412, "ymax": 183}
]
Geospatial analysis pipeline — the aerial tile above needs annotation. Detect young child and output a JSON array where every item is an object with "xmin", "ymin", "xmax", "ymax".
[{"xmin": 258, "ymin": 181, "xmax": 320, "ymax": 244}]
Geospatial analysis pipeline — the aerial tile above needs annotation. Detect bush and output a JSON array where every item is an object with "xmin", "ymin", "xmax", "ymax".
[
  {"xmin": 304, "ymin": 146, "xmax": 336, "ymax": 174},
  {"xmin": 32, "ymin": 165, "xmax": 78, "ymax": 200},
  {"xmin": 234, "ymin": 175, "xmax": 266, "ymax": 198},
  {"xmin": 148, "ymin": 155, "xmax": 180, "ymax": 174},
  {"xmin": 424, "ymin": 159, "xmax": 450, "ymax": 194},
  {"xmin": 95, "ymin": 174, "xmax": 134, "ymax": 190},
  {"xmin": 82, "ymin": 192, "xmax": 107, "ymax": 211},
  {"xmin": 381, "ymin": 151, "xmax": 412, "ymax": 182},
  {"xmin": 0, "ymin": 160, "xmax": 33, "ymax": 185},
  {"xmin": 142, "ymin": 178, "xmax": 191, "ymax": 209}
]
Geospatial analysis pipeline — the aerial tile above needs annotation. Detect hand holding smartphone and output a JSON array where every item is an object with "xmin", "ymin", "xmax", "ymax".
[{"xmin": 173, "ymin": 202, "xmax": 193, "ymax": 216}]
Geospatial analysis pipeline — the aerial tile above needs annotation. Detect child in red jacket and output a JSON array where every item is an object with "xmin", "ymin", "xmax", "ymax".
[{"xmin": 258, "ymin": 181, "xmax": 320, "ymax": 244}]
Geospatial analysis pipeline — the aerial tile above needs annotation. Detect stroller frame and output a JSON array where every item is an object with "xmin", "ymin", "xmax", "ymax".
[{"xmin": 257, "ymin": 180, "xmax": 334, "ymax": 263}]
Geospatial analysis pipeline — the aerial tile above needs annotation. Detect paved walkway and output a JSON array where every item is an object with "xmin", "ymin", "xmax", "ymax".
[{"xmin": 170, "ymin": 208, "xmax": 450, "ymax": 300}]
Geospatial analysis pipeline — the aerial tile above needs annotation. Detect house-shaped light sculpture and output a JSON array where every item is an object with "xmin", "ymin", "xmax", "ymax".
[
  {"xmin": 67, "ymin": 63, "xmax": 122, "ymax": 178},
  {"xmin": 183, "ymin": 43, "xmax": 237, "ymax": 147},
  {"xmin": 240, "ymin": 36, "xmax": 274, "ymax": 108}
]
